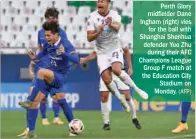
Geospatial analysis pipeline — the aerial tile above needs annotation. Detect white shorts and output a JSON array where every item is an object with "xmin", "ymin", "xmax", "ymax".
[
  {"xmin": 97, "ymin": 48, "xmax": 124, "ymax": 74},
  {"xmin": 99, "ymin": 73, "xmax": 130, "ymax": 92}
]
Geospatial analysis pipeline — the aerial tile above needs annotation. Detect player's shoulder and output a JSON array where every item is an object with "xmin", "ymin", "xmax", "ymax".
[
  {"xmin": 38, "ymin": 28, "xmax": 44, "ymax": 35},
  {"xmin": 89, "ymin": 10, "xmax": 99, "ymax": 18},
  {"xmin": 109, "ymin": 10, "xmax": 119, "ymax": 15}
]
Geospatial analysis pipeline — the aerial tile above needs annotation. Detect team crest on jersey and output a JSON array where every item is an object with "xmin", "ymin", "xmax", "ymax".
[{"xmin": 56, "ymin": 44, "xmax": 64, "ymax": 55}]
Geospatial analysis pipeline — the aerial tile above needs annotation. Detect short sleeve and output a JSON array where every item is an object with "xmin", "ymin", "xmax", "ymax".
[{"xmin": 87, "ymin": 15, "xmax": 95, "ymax": 31}]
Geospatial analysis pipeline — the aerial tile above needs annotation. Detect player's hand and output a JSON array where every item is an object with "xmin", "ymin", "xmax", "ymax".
[
  {"xmin": 27, "ymin": 49, "xmax": 38, "ymax": 62},
  {"xmin": 80, "ymin": 58, "xmax": 86, "ymax": 64},
  {"xmin": 128, "ymin": 67, "xmax": 133, "ymax": 76},
  {"xmin": 106, "ymin": 16, "xmax": 112, "ymax": 25},
  {"xmin": 98, "ymin": 24, "xmax": 104, "ymax": 33}
]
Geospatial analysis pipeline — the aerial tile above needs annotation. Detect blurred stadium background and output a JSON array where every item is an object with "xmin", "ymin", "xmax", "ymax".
[{"xmin": 1, "ymin": 0, "xmax": 195, "ymax": 138}]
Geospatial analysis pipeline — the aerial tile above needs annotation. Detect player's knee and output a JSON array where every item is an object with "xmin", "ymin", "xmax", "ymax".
[
  {"xmin": 100, "ymin": 92, "xmax": 109, "ymax": 102},
  {"xmin": 37, "ymin": 69, "xmax": 46, "ymax": 79},
  {"xmin": 112, "ymin": 68, "xmax": 121, "ymax": 76},
  {"xmin": 123, "ymin": 91, "xmax": 131, "ymax": 101}
]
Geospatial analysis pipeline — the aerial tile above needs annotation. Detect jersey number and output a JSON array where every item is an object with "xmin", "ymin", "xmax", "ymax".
[
  {"xmin": 112, "ymin": 52, "xmax": 119, "ymax": 59},
  {"xmin": 51, "ymin": 59, "xmax": 57, "ymax": 67}
]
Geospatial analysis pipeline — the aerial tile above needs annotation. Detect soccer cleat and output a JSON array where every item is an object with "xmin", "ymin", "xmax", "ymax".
[
  {"xmin": 136, "ymin": 88, "xmax": 148, "ymax": 100},
  {"xmin": 26, "ymin": 131, "xmax": 37, "ymax": 138},
  {"xmin": 53, "ymin": 118, "xmax": 64, "ymax": 125},
  {"xmin": 103, "ymin": 123, "xmax": 111, "ymax": 130},
  {"xmin": 172, "ymin": 122, "xmax": 188, "ymax": 134},
  {"xmin": 17, "ymin": 128, "xmax": 29, "ymax": 137},
  {"xmin": 119, "ymin": 95, "xmax": 130, "ymax": 112},
  {"xmin": 69, "ymin": 132, "xmax": 78, "ymax": 136},
  {"xmin": 19, "ymin": 101, "xmax": 32, "ymax": 109},
  {"xmin": 42, "ymin": 119, "xmax": 50, "ymax": 125},
  {"xmin": 132, "ymin": 118, "xmax": 142, "ymax": 129}
]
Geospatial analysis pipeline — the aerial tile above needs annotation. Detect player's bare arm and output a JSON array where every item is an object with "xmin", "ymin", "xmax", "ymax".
[
  {"xmin": 87, "ymin": 25, "xmax": 104, "ymax": 42},
  {"xmin": 80, "ymin": 51, "xmax": 97, "ymax": 64},
  {"xmin": 123, "ymin": 47, "xmax": 133, "ymax": 76},
  {"xmin": 29, "ymin": 61, "xmax": 35, "ymax": 79},
  {"xmin": 28, "ymin": 44, "xmax": 41, "ymax": 79}
]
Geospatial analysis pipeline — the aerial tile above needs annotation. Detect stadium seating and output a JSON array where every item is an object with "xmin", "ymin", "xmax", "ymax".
[{"xmin": 0, "ymin": 0, "xmax": 133, "ymax": 52}]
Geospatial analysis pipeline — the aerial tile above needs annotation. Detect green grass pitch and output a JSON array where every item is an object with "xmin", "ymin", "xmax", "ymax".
[{"xmin": 1, "ymin": 111, "xmax": 195, "ymax": 139}]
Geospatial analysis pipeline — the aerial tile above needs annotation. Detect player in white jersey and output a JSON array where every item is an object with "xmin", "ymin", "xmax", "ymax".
[
  {"xmin": 80, "ymin": 39, "xmax": 141, "ymax": 130},
  {"xmin": 87, "ymin": 0, "xmax": 148, "ymax": 112}
]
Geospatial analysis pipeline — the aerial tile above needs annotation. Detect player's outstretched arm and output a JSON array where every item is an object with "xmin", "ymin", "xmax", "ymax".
[
  {"xmin": 123, "ymin": 47, "xmax": 133, "ymax": 76},
  {"xmin": 80, "ymin": 51, "xmax": 97, "ymax": 64}
]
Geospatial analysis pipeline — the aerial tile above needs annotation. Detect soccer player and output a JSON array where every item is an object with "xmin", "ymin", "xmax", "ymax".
[
  {"xmin": 80, "ymin": 41, "xmax": 141, "ymax": 130},
  {"xmin": 18, "ymin": 7, "xmax": 66, "ymax": 137},
  {"xmin": 172, "ymin": 102, "xmax": 191, "ymax": 133},
  {"xmin": 87, "ymin": 0, "xmax": 148, "ymax": 112},
  {"xmin": 19, "ymin": 21, "xmax": 80, "ymax": 138}
]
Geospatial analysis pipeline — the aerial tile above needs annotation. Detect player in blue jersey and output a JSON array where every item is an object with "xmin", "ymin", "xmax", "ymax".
[
  {"xmin": 172, "ymin": 102, "xmax": 191, "ymax": 133},
  {"xmin": 36, "ymin": 8, "xmax": 66, "ymax": 126},
  {"xmin": 19, "ymin": 21, "xmax": 80, "ymax": 138},
  {"xmin": 18, "ymin": 8, "xmax": 76, "ymax": 137}
]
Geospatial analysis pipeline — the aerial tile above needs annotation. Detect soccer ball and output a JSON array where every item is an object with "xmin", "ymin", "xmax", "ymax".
[{"xmin": 68, "ymin": 119, "xmax": 84, "ymax": 134}]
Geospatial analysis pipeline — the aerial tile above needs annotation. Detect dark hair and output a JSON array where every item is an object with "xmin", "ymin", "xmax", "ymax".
[
  {"xmin": 44, "ymin": 7, "xmax": 59, "ymax": 19},
  {"xmin": 42, "ymin": 21, "xmax": 59, "ymax": 34}
]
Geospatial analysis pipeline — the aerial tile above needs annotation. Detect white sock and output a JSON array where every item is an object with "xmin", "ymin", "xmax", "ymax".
[
  {"xmin": 107, "ymin": 81, "xmax": 122, "ymax": 100},
  {"xmin": 101, "ymin": 102, "xmax": 110, "ymax": 124},
  {"xmin": 127, "ymin": 98, "xmax": 137, "ymax": 119},
  {"xmin": 119, "ymin": 71, "xmax": 140, "ymax": 92}
]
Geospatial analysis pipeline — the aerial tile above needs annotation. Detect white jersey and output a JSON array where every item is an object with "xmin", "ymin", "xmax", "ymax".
[{"xmin": 87, "ymin": 10, "xmax": 122, "ymax": 54}]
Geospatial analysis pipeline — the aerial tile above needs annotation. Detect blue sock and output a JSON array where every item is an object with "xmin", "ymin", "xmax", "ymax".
[
  {"xmin": 181, "ymin": 102, "xmax": 191, "ymax": 123},
  {"xmin": 27, "ymin": 109, "xmax": 38, "ymax": 131},
  {"xmin": 27, "ymin": 78, "xmax": 47, "ymax": 101},
  {"xmin": 52, "ymin": 101, "xmax": 60, "ymax": 118},
  {"xmin": 35, "ymin": 78, "xmax": 47, "ymax": 94},
  {"xmin": 40, "ymin": 102, "xmax": 47, "ymax": 119},
  {"xmin": 26, "ymin": 110, "xmax": 29, "ymax": 128},
  {"xmin": 27, "ymin": 87, "xmax": 39, "ymax": 101},
  {"xmin": 58, "ymin": 99, "xmax": 74, "ymax": 122}
]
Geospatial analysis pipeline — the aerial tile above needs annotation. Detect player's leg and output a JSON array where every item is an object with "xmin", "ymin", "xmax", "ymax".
[
  {"xmin": 40, "ymin": 95, "xmax": 50, "ymax": 125},
  {"xmin": 100, "ymin": 78, "xmax": 111, "ymax": 130},
  {"xmin": 111, "ymin": 49, "xmax": 148, "ymax": 100},
  {"xmin": 122, "ymin": 90, "xmax": 141, "ymax": 129},
  {"xmin": 97, "ymin": 54, "xmax": 130, "ymax": 112},
  {"xmin": 113, "ymin": 73, "xmax": 141, "ymax": 129},
  {"xmin": 100, "ymin": 91, "xmax": 111, "ymax": 130},
  {"xmin": 52, "ymin": 96, "xmax": 64, "ymax": 125},
  {"xmin": 54, "ymin": 92, "xmax": 76, "ymax": 136},
  {"xmin": 17, "ymin": 86, "xmax": 33, "ymax": 137},
  {"xmin": 19, "ymin": 69, "xmax": 55, "ymax": 137},
  {"xmin": 172, "ymin": 102, "xmax": 191, "ymax": 133}
]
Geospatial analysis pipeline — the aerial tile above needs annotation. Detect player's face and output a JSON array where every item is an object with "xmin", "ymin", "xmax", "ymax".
[
  {"xmin": 46, "ymin": 16, "xmax": 59, "ymax": 23},
  {"xmin": 45, "ymin": 31, "xmax": 58, "ymax": 45},
  {"xmin": 97, "ymin": 0, "xmax": 109, "ymax": 15}
]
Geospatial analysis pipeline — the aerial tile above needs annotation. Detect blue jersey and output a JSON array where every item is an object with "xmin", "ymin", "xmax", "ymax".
[
  {"xmin": 34, "ymin": 27, "xmax": 68, "ymax": 73},
  {"xmin": 36, "ymin": 37, "xmax": 79, "ymax": 74}
]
